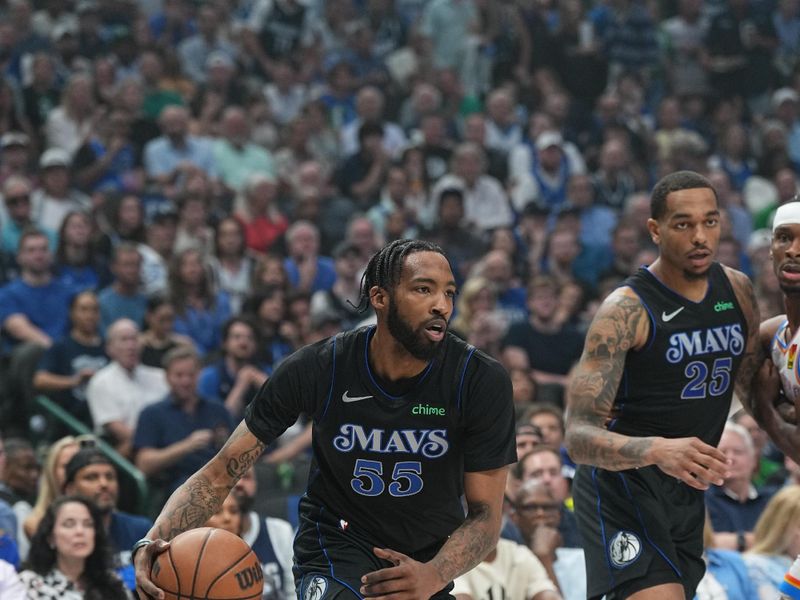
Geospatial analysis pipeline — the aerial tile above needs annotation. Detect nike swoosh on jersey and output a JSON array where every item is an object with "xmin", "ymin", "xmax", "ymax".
[
  {"xmin": 661, "ymin": 307, "xmax": 685, "ymax": 322},
  {"xmin": 342, "ymin": 391, "xmax": 373, "ymax": 403}
]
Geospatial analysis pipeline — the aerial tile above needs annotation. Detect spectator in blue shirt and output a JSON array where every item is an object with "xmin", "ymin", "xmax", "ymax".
[
  {"xmin": 283, "ymin": 220, "xmax": 336, "ymax": 294},
  {"xmin": 98, "ymin": 243, "xmax": 147, "ymax": 331},
  {"xmin": 198, "ymin": 317, "xmax": 268, "ymax": 419},
  {"xmin": 168, "ymin": 247, "xmax": 231, "ymax": 356},
  {"xmin": 134, "ymin": 345, "xmax": 235, "ymax": 496},
  {"xmin": 143, "ymin": 104, "xmax": 218, "ymax": 201},
  {"xmin": 0, "ymin": 229, "xmax": 74, "ymax": 349}
]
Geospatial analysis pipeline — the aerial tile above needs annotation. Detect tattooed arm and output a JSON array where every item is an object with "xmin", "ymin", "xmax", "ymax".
[
  {"xmin": 564, "ymin": 287, "xmax": 729, "ymax": 488},
  {"xmin": 723, "ymin": 266, "xmax": 765, "ymax": 416},
  {"xmin": 360, "ymin": 466, "xmax": 508, "ymax": 599},
  {"xmin": 134, "ymin": 420, "xmax": 265, "ymax": 599}
]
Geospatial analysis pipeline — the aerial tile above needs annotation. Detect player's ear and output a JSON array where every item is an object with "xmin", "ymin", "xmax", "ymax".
[
  {"xmin": 646, "ymin": 218, "xmax": 660, "ymax": 245},
  {"xmin": 369, "ymin": 285, "xmax": 388, "ymax": 310}
]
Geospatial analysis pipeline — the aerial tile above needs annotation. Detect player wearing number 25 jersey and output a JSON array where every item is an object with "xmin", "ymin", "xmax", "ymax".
[
  {"xmin": 245, "ymin": 324, "xmax": 514, "ymax": 596},
  {"xmin": 565, "ymin": 172, "xmax": 766, "ymax": 600}
]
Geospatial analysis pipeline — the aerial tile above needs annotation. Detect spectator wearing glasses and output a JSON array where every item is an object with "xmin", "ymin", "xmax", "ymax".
[
  {"xmin": 511, "ymin": 479, "xmax": 586, "ymax": 600},
  {"xmin": 516, "ymin": 447, "xmax": 580, "ymax": 549}
]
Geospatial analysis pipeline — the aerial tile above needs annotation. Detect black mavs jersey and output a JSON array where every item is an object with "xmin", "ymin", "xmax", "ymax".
[
  {"xmin": 573, "ymin": 263, "xmax": 747, "ymax": 598},
  {"xmin": 244, "ymin": 326, "xmax": 515, "ymax": 562},
  {"xmin": 611, "ymin": 262, "xmax": 746, "ymax": 446}
]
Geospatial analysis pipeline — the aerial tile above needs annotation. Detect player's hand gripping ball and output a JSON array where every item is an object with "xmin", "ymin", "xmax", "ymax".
[{"xmin": 151, "ymin": 527, "xmax": 263, "ymax": 600}]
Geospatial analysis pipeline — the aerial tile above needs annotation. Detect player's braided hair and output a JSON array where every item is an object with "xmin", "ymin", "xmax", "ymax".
[{"xmin": 355, "ymin": 239, "xmax": 446, "ymax": 312}]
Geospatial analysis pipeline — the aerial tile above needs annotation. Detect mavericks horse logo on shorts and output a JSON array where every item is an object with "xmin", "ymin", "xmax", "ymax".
[
  {"xmin": 609, "ymin": 531, "xmax": 641, "ymax": 568},
  {"xmin": 304, "ymin": 575, "xmax": 328, "ymax": 600}
]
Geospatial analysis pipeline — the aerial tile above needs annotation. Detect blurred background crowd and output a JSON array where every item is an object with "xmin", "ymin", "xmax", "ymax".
[{"xmin": 0, "ymin": 0, "xmax": 797, "ymax": 597}]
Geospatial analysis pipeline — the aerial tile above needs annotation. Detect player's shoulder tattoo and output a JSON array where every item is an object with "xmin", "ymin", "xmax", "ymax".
[{"xmin": 584, "ymin": 287, "xmax": 648, "ymax": 359}]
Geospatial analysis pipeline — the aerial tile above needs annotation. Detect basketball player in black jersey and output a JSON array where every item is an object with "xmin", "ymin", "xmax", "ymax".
[
  {"xmin": 565, "ymin": 171, "xmax": 770, "ymax": 600},
  {"xmin": 133, "ymin": 239, "xmax": 516, "ymax": 600}
]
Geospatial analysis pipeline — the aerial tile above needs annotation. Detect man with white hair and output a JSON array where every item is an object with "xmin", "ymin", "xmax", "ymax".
[
  {"xmin": 86, "ymin": 318, "xmax": 169, "ymax": 457},
  {"xmin": 340, "ymin": 86, "xmax": 407, "ymax": 157},
  {"xmin": 283, "ymin": 220, "xmax": 336, "ymax": 294},
  {"xmin": 213, "ymin": 106, "xmax": 275, "ymax": 191},
  {"xmin": 705, "ymin": 422, "xmax": 775, "ymax": 552},
  {"xmin": 430, "ymin": 142, "xmax": 512, "ymax": 232}
]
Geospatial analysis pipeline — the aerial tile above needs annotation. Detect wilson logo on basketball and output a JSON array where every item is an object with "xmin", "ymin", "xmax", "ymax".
[{"xmin": 234, "ymin": 563, "xmax": 264, "ymax": 590}]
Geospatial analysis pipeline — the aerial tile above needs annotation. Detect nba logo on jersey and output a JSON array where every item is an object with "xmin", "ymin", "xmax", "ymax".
[
  {"xmin": 608, "ymin": 531, "xmax": 641, "ymax": 568},
  {"xmin": 304, "ymin": 575, "xmax": 328, "ymax": 600},
  {"xmin": 789, "ymin": 344, "xmax": 797, "ymax": 370}
]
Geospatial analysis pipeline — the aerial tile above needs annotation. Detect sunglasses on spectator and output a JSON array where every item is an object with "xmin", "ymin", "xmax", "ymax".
[{"xmin": 5, "ymin": 194, "xmax": 29, "ymax": 206}]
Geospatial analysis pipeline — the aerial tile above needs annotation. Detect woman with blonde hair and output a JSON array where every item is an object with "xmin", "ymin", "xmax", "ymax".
[
  {"xmin": 744, "ymin": 485, "xmax": 800, "ymax": 599},
  {"xmin": 449, "ymin": 276, "xmax": 500, "ymax": 339},
  {"xmin": 22, "ymin": 436, "xmax": 93, "ymax": 542}
]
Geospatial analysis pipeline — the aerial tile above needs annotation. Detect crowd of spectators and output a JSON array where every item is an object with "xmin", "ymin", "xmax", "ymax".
[{"xmin": 0, "ymin": 0, "xmax": 797, "ymax": 597}]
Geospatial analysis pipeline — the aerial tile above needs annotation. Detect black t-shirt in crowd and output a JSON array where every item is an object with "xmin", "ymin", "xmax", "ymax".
[{"xmin": 245, "ymin": 326, "xmax": 516, "ymax": 559}]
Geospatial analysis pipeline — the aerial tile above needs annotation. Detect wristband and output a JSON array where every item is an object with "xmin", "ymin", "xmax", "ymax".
[{"xmin": 131, "ymin": 538, "xmax": 153, "ymax": 561}]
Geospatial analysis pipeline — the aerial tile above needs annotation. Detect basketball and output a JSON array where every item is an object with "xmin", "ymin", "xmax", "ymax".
[{"xmin": 151, "ymin": 527, "xmax": 264, "ymax": 600}]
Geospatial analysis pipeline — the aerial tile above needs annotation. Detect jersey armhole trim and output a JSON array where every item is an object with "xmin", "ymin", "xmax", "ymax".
[
  {"xmin": 774, "ymin": 320, "xmax": 790, "ymax": 352},
  {"xmin": 457, "ymin": 346, "xmax": 477, "ymax": 412},
  {"xmin": 318, "ymin": 336, "xmax": 337, "ymax": 421}
]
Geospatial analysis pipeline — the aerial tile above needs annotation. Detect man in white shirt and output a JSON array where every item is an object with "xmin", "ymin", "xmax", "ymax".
[
  {"xmin": 452, "ymin": 537, "xmax": 561, "ymax": 600},
  {"xmin": 340, "ymin": 86, "xmax": 407, "ymax": 157},
  {"xmin": 429, "ymin": 142, "xmax": 513, "ymax": 232},
  {"xmin": 86, "ymin": 318, "xmax": 168, "ymax": 457}
]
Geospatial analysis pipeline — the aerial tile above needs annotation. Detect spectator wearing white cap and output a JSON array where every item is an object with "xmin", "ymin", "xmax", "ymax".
[
  {"xmin": 509, "ymin": 115, "xmax": 586, "ymax": 213},
  {"xmin": 30, "ymin": 148, "xmax": 91, "ymax": 234}
]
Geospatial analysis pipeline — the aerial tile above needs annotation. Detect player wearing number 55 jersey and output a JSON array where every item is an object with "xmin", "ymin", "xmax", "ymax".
[
  {"xmin": 132, "ymin": 239, "xmax": 516, "ymax": 600},
  {"xmin": 565, "ymin": 171, "xmax": 772, "ymax": 600}
]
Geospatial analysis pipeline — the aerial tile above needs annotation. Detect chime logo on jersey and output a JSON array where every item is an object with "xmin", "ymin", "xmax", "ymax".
[
  {"xmin": 332, "ymin": 424, "xmax": 449, "ymax": 457},
  {"xmin": 304, "ymin": 576, "xmax": 328, "ymax": 600},
  {"xmin": 789, "ymin": 344, "xmax": 797, "ymax": 370},
  {"xmin": 608, "ymin": 531, "xmax": 641, "ymax": 568},
  {"xmin": 665, "ymin": 324, "xmax": 745, "ymax": 364}
]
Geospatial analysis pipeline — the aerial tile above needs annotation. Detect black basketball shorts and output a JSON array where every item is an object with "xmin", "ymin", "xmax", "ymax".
[
  {"xmin": 572, "ymin": 464, "xmax": 706, "ymax": 599},
  {"xmin": 294, "ymin": 499, "xmax": 454, "ymax": 600}
]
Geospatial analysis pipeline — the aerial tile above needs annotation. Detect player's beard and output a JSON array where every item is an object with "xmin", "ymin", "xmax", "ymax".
[{"xmin": 386, "ymin": 298, "xmax": 442, "ymax": 361}]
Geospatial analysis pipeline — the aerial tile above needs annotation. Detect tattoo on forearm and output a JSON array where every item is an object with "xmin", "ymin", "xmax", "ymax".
[
  {"xmin": 430, "ymin": 501, "xmax": 494, "ymax": 582},
  {"xmin": 224, "ymin": 426, "xmax": 266, "ymax": 479},
  {"xmin": 155, "ymin": 473, "xmax": 221, "ymax": 541},
  {"xmin": 566, "ymin": 293, "xmax": 654, "ymax": 470}
]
